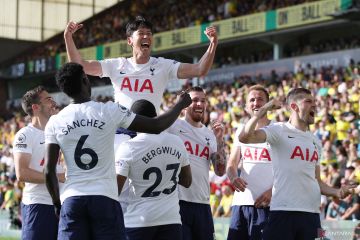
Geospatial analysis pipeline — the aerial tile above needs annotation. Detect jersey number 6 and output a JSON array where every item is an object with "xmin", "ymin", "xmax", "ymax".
[{"xmin": 75, "ymin": 135, "xmax": 98, "ymax": 170}]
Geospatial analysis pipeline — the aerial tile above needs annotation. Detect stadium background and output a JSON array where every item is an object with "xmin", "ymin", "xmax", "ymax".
[{"xmin": 0, "ymin": 0, "xmax": 360, "ymax": 239}]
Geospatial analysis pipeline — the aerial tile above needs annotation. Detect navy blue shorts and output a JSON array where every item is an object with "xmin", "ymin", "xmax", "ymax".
[
  {"xmin": 21, "ymin": 203, "xmax": 58, "ymax": 240},
  {"xmin": 58, "ymin": 195, "xmax": 125, "ymax": 240},
  {"xmin": 227, "ymin": 205, "xmax": 269, "ymax": 240},
  {"xmin": 179, "ymin": 200, "xmax": 214, "ymax": 240},
  {"xmin": 126, "ymin": 224, "xmax": 182, "ymax": 240},
  {"xmin": 263, "ymin": 211, "xmax": 321, "ymax": 240}
]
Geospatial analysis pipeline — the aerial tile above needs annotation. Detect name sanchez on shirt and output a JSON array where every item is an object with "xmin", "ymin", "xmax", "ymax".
[{"xmin": 62, "ymin": 119, "xmax": 105, "ymax": 135}]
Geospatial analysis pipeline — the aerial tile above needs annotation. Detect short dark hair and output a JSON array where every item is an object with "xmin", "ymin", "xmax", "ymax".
[
  {"xmin": 126, "ymin": 16, "xmax": 153, "ymax": 37},
  {"xmin": 21, "ymin": 86, "xmax": 46, "ymax": 116},
  {"xmin": 188, "ymin": 86, "xmax": 205, "ymax": 94},
  {"xmin": 56, "ymin": 62, "xmax": 84, "ymax": 98},
  {"xmin": 130, "ymin": 99, "xmax": 157, "ymax": 118},
  {"xmin": 248, "ymin": 84, "xmax": 269, "ymax": 101},
  {"xmin": 286, "ymin": 88, "xmax": 312, "ymax": 105}
]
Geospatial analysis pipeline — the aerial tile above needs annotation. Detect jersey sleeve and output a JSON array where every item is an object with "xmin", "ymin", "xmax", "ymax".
[
  {"xmin": 115, "ymin": 142, "xmax": 132, "ymax": 177},
  {"xmin": 262, "ymin": 123, "xmax": 281, "ymax": 145},
  {"xmin": 162, "ymin": 58, "xmax": 181, "ymax": 80},
  {"xmin": 44, "ymin": 117, "xmax": 58, "ymax": 144},
  {"xmin": 99, "ymin": 58, "xmax": 125, "ymax": 79},
  {"xmin": 175, "ymin": 137, "xmax": 189, "ymax": 167},
  {"xmin": 104, "ymin": 102, "xmax": 136, "ymax": 129},
  {"xmin": 233, "ymin": 124, "xmax": 244, "ymax": 147},
  {"xmin": 13, "ymin": 128, "xmax": 33, "ymax": 154}
]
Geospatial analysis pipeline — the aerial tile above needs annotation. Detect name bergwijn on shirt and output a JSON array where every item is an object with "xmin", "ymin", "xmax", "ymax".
[
  {"xmin": 142, "ymin": 146, "xmax": 181, "ymax": 164},
  {"xmin": 62, "ymin": 119, "xmax": 105, "ymax": 135}
]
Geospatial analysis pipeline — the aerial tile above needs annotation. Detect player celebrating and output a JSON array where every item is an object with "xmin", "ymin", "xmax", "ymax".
[
  {"xmin": 116, "ymin": 99, "xmax": 192, "ymax": 240},
  {"xmin": 167, "ymin": 86, "xmax": 227, "ymax": 240},
  {"xmin": 239, "ymin": 87, "xmax": 355, "ymax": 240},
  {"xmin": 13, "ymin": 86, "xmax": 64, "ymax": 240},
  {"xmin": 64, "ymin": 16, "xmax": 217, "ymax": 114},
  {"xmin": 44, "ymin": 63, "xmax": 191, "ymax": 240},
  {"xmin": 227, "ymin": 85, "xmax": 274, "ymax": 239}
]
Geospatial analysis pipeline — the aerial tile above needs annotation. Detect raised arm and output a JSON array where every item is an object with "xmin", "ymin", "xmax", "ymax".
[
  {"xmin": 44, "ymin": 143, "xmax": 61, "ymax": 216},
  {"xmin": 64, "ymin": 21, "xmax": 102, "ymax": 76},
  {"xmin": 128, "ymin": 92, "xmax": 191, "ymax": 134},
  {"xmin": 210, "ymin": 121, "xmax": 227, "ymax": 176},
  {"xmin": 239, "ymin": 99, "xmax": 280, "ymax": 144},
  {"xmin": 177, "ymin": 26, "xmax": 217, "ymax": 79},
  {"xmin": 178, "ymin": 165, "xmax": 192, "ymax": 188}
]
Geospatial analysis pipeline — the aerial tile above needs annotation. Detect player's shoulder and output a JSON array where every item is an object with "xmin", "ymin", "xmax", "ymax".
[
  {"xmin": 15, "ymin": 125, "xmax": 37, "ymax": 137},
  {"xmin": 151, "ymin": 56, "xmax": 179, "ymax": 65}
]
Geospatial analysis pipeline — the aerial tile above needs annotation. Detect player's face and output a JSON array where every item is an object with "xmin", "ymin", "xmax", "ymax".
[
  {"xmin": 296, "ymin": 94, "xmax": 316, "ymax": 125},
  {"xmin": 128, "ymin": 27, "xmax": 153, "ymax": 55},
  {"xmin": 37, "ymin": 91, "xmax": 57, "ymax": 117},
  {"xmin": 187, "ymin": 90, "xmax": 206, "ymax": 123},
  {"xmin": 245, "ymin": 90, "xmax": 268, "ymax": 117}
]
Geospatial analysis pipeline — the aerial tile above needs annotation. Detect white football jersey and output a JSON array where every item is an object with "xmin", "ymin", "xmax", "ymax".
[
  {"xmin": 45, "ymin": 101, "xmax": 135, "ymax": 203},
  {"xmin": 117, "ymin": 132, "xmax": 189, "ymax": 228},
  {"xmin": 114, "ymin": 133, "xmax": 131, "ymax": 213},
  {"xmin": 100, "ymin": 57, "xmax": 180, "ymax": 114},
  {"xmin": 13, "ymin": 124, "xmax": 64, "ymax": 205},
  {"xmin": 263, "ymin": 122, "xmax": 322, "ymax": 213},
  {"xmin": 167, "ymin": 119, "xmax": 217, "ymax": 204},
  {"xmin": 232, "ymin": 126, "xmax": 274, "ymax": 206}
]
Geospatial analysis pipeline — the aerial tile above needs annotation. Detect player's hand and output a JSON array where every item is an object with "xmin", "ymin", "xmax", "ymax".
[
  {"xmin": 254, "ymin": 98, "xmax": 282, "ymax": 118},
  {"xmin": 177, "ymin": 90, "xmax": 192, "ymax": 109},
  {"xmin": 54, "ymin": 202, "xmax": 61, "ymax": 219},
  {"xmin": 211, "ymin": 120, "xmax": 225, "ymax": 140},
  {"xmin": 230, "ymin": 177, "xmax": 247, "ymax": 192},
  {"xmin": 204, "ymin": 26, "xmax": 218, "ymax": 44},
  {"xmin": 64, "ymin": 21, "xmax": 83, "ymax": 38},
  {"xmin": 338, "ymin": 184, "xmax": 358, "ymax": 199},
  {"xmin": 254, "ymin": 188, "xmax": 272, "ymax": 208}
]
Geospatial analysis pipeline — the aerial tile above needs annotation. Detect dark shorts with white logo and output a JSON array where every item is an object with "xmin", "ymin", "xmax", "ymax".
[
  {"xmin": 126, "ymin": 224, "xmax": 182, "ymax": 240},
  {"xmin": 58, "ymin": 195, "xmax": 125, "ymax": 240},
  {"xmin": 179, "ymin": 200, "xmax": 215, "ymax": 240},
  {"xmin": 227, "ymin": 205, "xmax": 270, "ymax": 240},
  {"xmin": 21, "ymin": 203, "xmax": 58, "ymax": 240},
  {"xmin": 262, "ymin": 210, "xmax": 321, "ymax": 240}
]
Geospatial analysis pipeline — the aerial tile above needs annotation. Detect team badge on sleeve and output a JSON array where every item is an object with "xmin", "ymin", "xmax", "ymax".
[
  {"xmin": 15, "ymin": 133, "xmax": 27, "ymax": 148},
  {"xmin": 117, "ymin": 104, "xmax": 131, "ymax": 117}
]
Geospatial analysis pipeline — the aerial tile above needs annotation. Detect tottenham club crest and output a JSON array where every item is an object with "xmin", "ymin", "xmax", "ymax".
[
  {"xmin": 118, "ymin": 104, "xmax": 131, "ymax": 117},
  {"xmin": 16, "ymin": 133, "xmax": 26, "ymax": 143}
]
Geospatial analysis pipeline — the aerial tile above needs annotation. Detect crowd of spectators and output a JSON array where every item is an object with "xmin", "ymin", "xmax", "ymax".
[
  {"xmin": 12, "ymin": 0, "xmax": 318, "ymax": 64},
  {"xmin": 0, "ymin": 59, "xmax": 359, "ymax": 228}
]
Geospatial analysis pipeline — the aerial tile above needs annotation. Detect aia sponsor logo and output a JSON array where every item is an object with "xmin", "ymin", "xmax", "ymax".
[
  {"xmin": 184, "ymin": 141, "xmax": 209, "ymax": 160},
  {"xmin": 290, "ymin": 146, "xmax": 318, "ymax": 162},
  {"xmin": 120, "ymin": 77, "xmax": 153, "ymax": 93},
  {"xmin": 242, "ymin": 147, "xmax": 271, "ymax": 161}
]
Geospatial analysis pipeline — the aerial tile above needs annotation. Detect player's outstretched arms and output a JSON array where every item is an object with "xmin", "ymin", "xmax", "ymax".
[
  {"xmin": 178, "ymin": 165, "xmax": 192, "ymax": 188},
  {"xmin": 128, "ymin": 91, "xmax": 192, "ymax": 134},
  {"xmin": 64, "ymin": 21, "xmax": 102, "ymax": 76},
  {"xmin": 177, "ymin": 26, "xmax": 217, "ymax": 79},
  {"xmin": 44, "ymin": 143, "xmax": 62, "ymax": 218}
]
